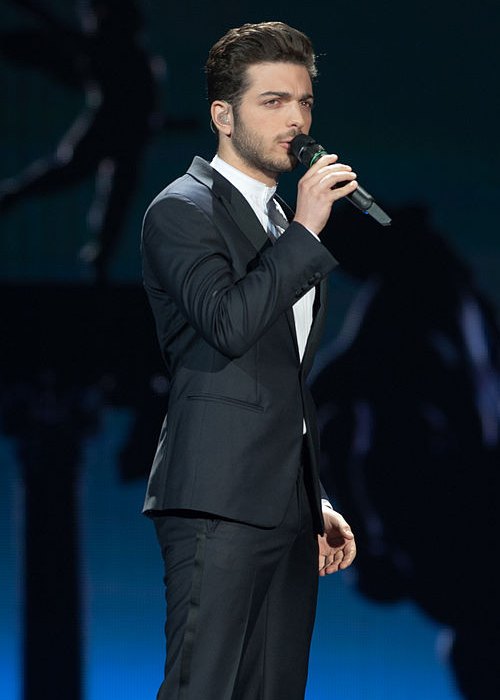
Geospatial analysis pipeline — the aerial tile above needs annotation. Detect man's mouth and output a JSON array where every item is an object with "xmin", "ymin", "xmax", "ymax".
[
  {"xmin": 277, "ymin": 139, "xmax": 295, "ymax": 151},
  {"xmin": 277, "ymin": 133, "xmax": 301, "ymax": 151}
]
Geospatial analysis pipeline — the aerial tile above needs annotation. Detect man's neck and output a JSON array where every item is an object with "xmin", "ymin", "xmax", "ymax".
[
  {"xmin": 211, "ymin": 155, "xmax": 277, "ymax": 198},
  {"xmin": 216, "ymin": 148, "xmax": 278, "ymax": 187}
]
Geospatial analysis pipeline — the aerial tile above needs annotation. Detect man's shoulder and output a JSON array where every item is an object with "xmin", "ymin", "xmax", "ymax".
[{"xmin": 148, "ymin": 156, "xmax": 213, "ymax": 210}]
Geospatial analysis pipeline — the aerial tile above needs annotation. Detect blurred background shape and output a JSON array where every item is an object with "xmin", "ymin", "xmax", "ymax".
[
  {"xmin": 0, "ymin": 0, "xmax": 197, "ymax": 284},
  {"xmin": 311, "ymin": 206, "xmax": 500, "ymax": 699}
]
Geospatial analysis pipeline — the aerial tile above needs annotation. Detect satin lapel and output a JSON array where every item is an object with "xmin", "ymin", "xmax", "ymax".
[
  {"xmin": 275, "ymin": 194, "xmax": 326, "ymax": 367},
  {"xmin": 220, "ymin": 187, "xmax": 271, "ymax": 254},
  {"xmin": 274, "ymin": 193, "xmax": 295, "ymax": 222},
  {"xmin": 188, "ymin": 157, "xmax": 271, "ymax": 254},
  {"xmin": 188, "ymin": 157, "xmax": 301, "ymax": 357},
  {"xmin": 302, "ymin": 278, "xmax": 327, "ymax": 373},
  {"xmin": 222, "ymin": 186, "xmax": 300, "ymax": 358},
  {"xmin": 269, "ymin": 193, "xmax": 300, "ymax": 359},
  {"xmin": 286, "ymin": 308, "xmax": 300, "ymax": 362}
]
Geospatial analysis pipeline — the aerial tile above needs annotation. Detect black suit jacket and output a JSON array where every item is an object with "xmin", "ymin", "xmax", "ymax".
[{"xmin": 141, "ymin": 157, "xmax": 338, "ymax": 531}]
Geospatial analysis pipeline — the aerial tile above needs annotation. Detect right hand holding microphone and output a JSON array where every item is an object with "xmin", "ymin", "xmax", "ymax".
[{"xmin": 293, "ymin": 154, "xmax": 358, "ymax": 236}]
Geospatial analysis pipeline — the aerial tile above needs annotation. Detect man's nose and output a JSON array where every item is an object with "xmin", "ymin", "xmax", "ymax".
[{"xmin": 286, "ymin": 102, "xmax": 306, "ymax": 129}]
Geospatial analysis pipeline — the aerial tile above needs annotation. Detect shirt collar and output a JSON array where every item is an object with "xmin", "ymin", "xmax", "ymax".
[{"xmin": 211, "ymin": 155, "xmax": 277, "ymax": 211}]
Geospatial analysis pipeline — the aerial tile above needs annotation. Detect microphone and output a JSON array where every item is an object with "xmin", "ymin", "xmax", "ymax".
[{"xmin": 291, "ymin": 134, "xmax": 391, "ymax": 227}]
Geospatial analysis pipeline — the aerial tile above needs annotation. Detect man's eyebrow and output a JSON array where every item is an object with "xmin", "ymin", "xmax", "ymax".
[{"xmin": 258, "ymin": 91, "xmax": 314, "ymax": 101}]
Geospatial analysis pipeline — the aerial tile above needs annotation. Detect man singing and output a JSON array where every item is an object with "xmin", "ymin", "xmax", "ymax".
[{"xmin": 141, "ymin": 21, "xmax": 357, "ymax": 700}]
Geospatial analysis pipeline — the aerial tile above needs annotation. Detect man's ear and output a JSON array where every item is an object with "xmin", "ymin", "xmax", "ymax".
[{"xmin": 211, "ymin": 101, "xmax": 232, "ymax": 134}]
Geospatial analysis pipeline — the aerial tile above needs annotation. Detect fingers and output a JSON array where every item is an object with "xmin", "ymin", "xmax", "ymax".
[
  {"xmin": 318, "ymin": 552, "xmax": 333, "ymax": 577},
  {"xmin": 294, "ymin": 152, "xmax": 358, "ymax": 235},
  {"xmin": 317, "ymin": 534, "xmax": 341, "ymax": 575},
  {"xmin": 304, "ymin": 153, "xmax": 341, "ymax": 174},
  {"xmin": 319, "ymin": 548, "xmax": 346, "ymax": 576},
  {"xmin": 318, "ymin": 533, "xmax": 332, "ymax": 576},
  {"xmin": 325, "ymin": 549, "xmax": 344, "ymax": 575},
  {"xmin": 339, "ymin": 539, "xmax": 357, "ymax": 570},
  {"xmin": 321, "ymin": 544, "xmax": 355, "ymax": 576},
  {"xmin": 304, "ymin": 153, "xmax": 352, "ymax": 182},
  {"xmin": 302, "ymin": 155, "xmax": 358, "ymax": 196},
  {"xmin": 323, "ymin": 508, "xmax": 354, "ymax": 539},
  {"xmin": 318, "ymin": 168, "xmax": 357, "ymax": 190},
  {"xmin": 317, "ymin": 516, "xmax": 357, "ymax": 576},
  {"xmin": 339, "ymin": 521, "xmax": 355, "ymax": 540}
]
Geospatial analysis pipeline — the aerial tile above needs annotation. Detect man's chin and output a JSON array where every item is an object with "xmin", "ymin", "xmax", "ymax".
[{"xmin": 272, "ymin": 154, "xmax": 298, "ymax": 174}]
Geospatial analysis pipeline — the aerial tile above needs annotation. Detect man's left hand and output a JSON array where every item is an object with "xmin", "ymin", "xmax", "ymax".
[{"xmin": 318, "ymin": 508, "xmax": 356, "ymax": 576}]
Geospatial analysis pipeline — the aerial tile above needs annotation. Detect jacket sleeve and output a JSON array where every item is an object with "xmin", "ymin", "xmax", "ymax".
[{"xmin": 142, "ymin": 193, "xmax": 338, "ymax": 358}]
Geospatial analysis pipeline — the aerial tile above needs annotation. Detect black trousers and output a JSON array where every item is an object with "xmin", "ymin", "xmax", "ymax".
[{"xmin": 153, "ymin": 469, "xmax": 319, "ymax": 700}]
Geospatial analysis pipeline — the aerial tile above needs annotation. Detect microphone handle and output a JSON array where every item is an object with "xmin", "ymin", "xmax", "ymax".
[
  {"xmin": 309, "ymin": 147, "xmax": 391, "ymax": 225},
  {"xmin": 348, "ymin": 184, "xmax": 374, "ymax": 213},
  {"xmin": 310, "ymin": 147, "xmax": 373, "ymax": 212}
]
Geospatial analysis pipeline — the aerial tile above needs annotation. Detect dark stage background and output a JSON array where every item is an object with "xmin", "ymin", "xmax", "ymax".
[{"xmin": 1, "ymin": 1, "xmax": 499, "ymax": 699}]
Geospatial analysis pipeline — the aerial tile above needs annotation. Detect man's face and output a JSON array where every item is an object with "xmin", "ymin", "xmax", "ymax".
[{"xmin": 228, "ymin": 62, "xmax": 314, "ymax": 182}]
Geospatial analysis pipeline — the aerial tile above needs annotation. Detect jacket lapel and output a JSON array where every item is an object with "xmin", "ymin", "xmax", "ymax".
[
  {"xmin": 272, "ymin": 194, "xmax": 304, "ymax": 360},
  {"xmin": 302, "ymin": 278, "xmax": 327, "ymax": 374},
  {"xmin": 221, "ymin": 183, "xmax": 303, "ymax": 362},
  {"xmin": 187, "ymin": 157, "xmax": 326, "ymax": 364},
  {"xmin": 275, "ymin": 193, "xmax": 326, "ymax": 367},
  {"xmin": 188, "ymin": 157, "xmax": 271, "ymax": 254}
]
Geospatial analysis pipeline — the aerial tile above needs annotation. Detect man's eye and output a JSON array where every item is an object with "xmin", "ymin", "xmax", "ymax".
[
  {"xmin": 265, "ymin": 99, "xmax": 280, "ymax": 106},
  {"xmin": 302, "ymin": 101, "xmax": 313, "ymax": 110}
]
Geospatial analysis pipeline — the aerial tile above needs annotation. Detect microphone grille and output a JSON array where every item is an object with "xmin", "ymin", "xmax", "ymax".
[{"xmin": 290, "ymin": 134, "xmax": 320, "ymax": 165}]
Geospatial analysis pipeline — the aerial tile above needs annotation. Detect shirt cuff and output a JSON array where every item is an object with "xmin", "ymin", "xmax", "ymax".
[
  {"xmin": 303, "ymin": 226, "xmax": 320, "ymax": 240},
  {"xmin": 321, "ymin": 498, "xmax": 334, "ymax": 511}
]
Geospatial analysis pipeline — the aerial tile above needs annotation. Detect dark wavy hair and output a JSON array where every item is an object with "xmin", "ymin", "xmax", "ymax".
[{"xmin": 205, "ymin": 21, "xmax": 317, "ymax": 113}]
